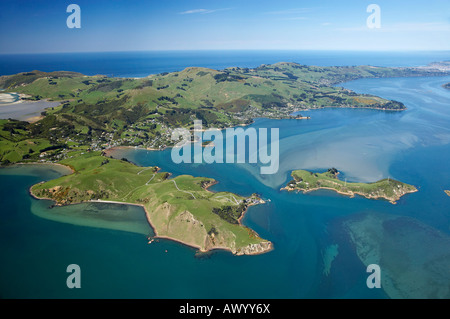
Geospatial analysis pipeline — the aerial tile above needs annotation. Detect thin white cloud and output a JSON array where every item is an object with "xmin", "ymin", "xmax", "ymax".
[
  {"xmin": 179, "ymin": 8, "xmax": 230, "ymax": 15},
  {"xmin": 389, "ymin": 22, "xmax": 450, "ymax": 32},
  {"xmin": 338, "ymin": 22, "xmax": 450, "ymax": 32},
  {"xmin": 264, "ymin": 8, "xmax": 313, "ymax": 15},
  {"xmin": 281, "ymin": 17, "xmax": 308, "ymax": 21}
]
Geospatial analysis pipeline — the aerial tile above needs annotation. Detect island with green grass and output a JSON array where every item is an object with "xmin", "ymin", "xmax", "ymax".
[
  {"xmin": 29, "ymin": 151, "xmax": 271, "ymax": 255},
  {"xmin": 282, "ymin": 168, "xmax": 418, "ymax": 204}
]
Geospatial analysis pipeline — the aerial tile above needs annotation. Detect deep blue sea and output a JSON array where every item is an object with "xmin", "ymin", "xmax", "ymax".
[
  {"xmin": 0, "ymin": 51, "xmax": 449, "ymax": 298},
  {"xmin": 1, "ymin": 50, "xmax": 449, "ymax": 77}
]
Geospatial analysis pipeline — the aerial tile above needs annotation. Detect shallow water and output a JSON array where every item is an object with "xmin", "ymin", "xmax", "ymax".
[{"xmin": 0, "ymin": 100, "xmax": 60, "ymax": 121}]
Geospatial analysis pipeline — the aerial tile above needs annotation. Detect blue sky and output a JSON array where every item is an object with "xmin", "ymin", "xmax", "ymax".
[{"xmin": 1, "ymin": 0, "xmax": 449, "ymax": 53}]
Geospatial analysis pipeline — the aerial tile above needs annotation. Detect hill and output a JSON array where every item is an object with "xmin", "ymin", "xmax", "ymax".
[
  {"xmin": 30, "ymin": 151, "xmax": 272, "ymax": 255},
  {"xmin": 1, "ymin": 62, "xmax": 449, "ymax": 164}
]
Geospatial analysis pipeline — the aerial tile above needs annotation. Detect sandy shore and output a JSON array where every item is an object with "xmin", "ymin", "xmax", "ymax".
[
  {"xmin": 86, "ymin": 199, "xmax": 272, "ymax": 255},
  {"xmin": 29, "ymin": 186, "xmax": 272, "ymax": 255},
  {"xmin": 15, "ymin": 162, "xmax": 75, "ymax": 175},
  {"xmin": 0, "ymin": 93, "xmax": 35, "ymax": 105},
  {"xmin": 24, "ymin": 115, "xmax": 45, "ymax": 123},
  {"xmin": 0, "ymin": 93, "xmax": 17, "ymax": 103},
  {"xmin": 103, "ymin": 146, "xmax": 164, "ymax": 157}
]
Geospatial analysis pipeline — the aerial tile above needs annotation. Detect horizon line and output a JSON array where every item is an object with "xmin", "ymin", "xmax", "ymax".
[{"xmin": 1, "ymin": 49, "xmax": 450, "ymax": 55}]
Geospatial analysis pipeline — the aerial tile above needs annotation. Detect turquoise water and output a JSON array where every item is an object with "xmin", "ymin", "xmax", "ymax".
[{"xmin": 1, "ymin": 73, "xmax": 450, "ymax": 298}]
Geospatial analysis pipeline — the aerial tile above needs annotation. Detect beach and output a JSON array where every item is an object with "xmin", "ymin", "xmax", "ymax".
[{"xmin": 0, "ymin": 93, "xmax": 18, "ymax": 104}]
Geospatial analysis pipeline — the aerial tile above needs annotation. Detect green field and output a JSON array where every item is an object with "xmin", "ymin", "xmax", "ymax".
[
  {"xmin": 30, "ymin": 152, "xmax": 271, "ymax": 255},
  {"xmin": 284, "ymin": 168, "xmax": 418, "ymax": 204}
]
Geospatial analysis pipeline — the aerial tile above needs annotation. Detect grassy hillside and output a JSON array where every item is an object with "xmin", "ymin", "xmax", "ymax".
[
  {"xmin": 1, "ymin": 62, "xmax": 448, "ymax": 164},
  {"xmin": 30, "ymin": 151, "xmax": 271, "ymax": 255}
]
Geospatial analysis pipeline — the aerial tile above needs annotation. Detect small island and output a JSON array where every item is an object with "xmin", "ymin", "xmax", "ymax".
[
  {"xmin": 30, "ymin": 151, "xmax": 272, "ymax": 255},
  {"xmin": 281, "ymin": 168, "xmax": 418, "ymax": 204},
  {"xmin": 442, "ymin": 83, "xmax": 450, "ymax": 90},
  {"xmin": 445, "ymin": 190, "xmax": 450, "ymax": 197}
]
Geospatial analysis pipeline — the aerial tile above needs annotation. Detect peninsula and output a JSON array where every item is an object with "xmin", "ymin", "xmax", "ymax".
[
  {"xmin": 281, "ymin": 168, "xmax": 418, "ymax": 204},
  {"xmin": 29, "ymin": 151, "xmax": 271, "ymax": 255}
]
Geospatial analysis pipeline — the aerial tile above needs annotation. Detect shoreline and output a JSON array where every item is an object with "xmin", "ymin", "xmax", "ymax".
[
  {"xmin": 90, "ymin": 199, "xmax": 272, "ymax": 255},
  {"xmin": 28, "ymin": 180, "xmax": 273, "ymax": 256},
  {"xmin": 301, "ymin": 105, "xmax": 406, "ymax": 112},
  {"xmin": 280, "ymin": 185, "xmax": 418, "ymax": 204},
  {"xmin": 0, "ymin": 93, "xmax": 62, "ymax": 123},
  {"xmin": 13, "ymin": 161, "xmax": 75, "ymax": 175},
  {"xmin": 24, "ymin": 115, "xmax": 45, "ymax": 123},
  {"xmin": 0, "ymin": 92, "xmax": 22, "ymax": 104},
  {"xmin": 104, "ymin": 145, "xmax": 164, "ymax": 154},
  {"xmin": 102, "ymin": 104, "xmax": 403, "ymax": 158}
]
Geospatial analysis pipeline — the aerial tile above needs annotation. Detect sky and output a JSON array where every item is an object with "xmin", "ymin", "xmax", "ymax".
[{"xmin": 0, "ymin": 0, "xmax": 449, "ymax": 54}]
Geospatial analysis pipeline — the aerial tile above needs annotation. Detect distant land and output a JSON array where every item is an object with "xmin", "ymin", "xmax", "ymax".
[{"xmin": 282, "ymin": 168, "xmax": 418, "ymax": 204}]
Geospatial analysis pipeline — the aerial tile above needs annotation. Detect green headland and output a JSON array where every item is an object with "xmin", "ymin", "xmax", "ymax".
[{"xmin": 29, "ymin": 151, "xmax": 271, "ymax": 255}]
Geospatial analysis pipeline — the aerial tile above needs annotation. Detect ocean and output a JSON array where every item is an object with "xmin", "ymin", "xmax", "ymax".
[
  {"xmin": 1, "ymin": 50, "xmax": 449, "ymax": 77},
  {"xmin": 0, "ymin": 51, "xmax": 449, "ymax": 298}
]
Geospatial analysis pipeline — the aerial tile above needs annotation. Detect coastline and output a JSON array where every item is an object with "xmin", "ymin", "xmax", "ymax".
[
  {"xmin": 280, "ymin": 185, "xmax": 418, "ymax": 204},
  {"xmin": 14, "ymin": 161, "xmax": 75, "ymax": 175},
  {"xmin": 24, "ymin": 115, "xmax": 45, "ymax": 123},
  {"xmin": 103, "ymin": 145, "xmax": 164, "ymax": 156},
  {"xmin": 302, "ymin": 105, "xmax": 406, "ymax": 112},
  {"xmin": 0, "ymin": 93, "xmax": 62, "ymax": 123},
  {"xmin": 0, "ymin": 92, "xmax": 23, "ymax": 104},
  {"xmin": 29, "ymin": 181, "xmax": 273, "ymax": 256}
]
